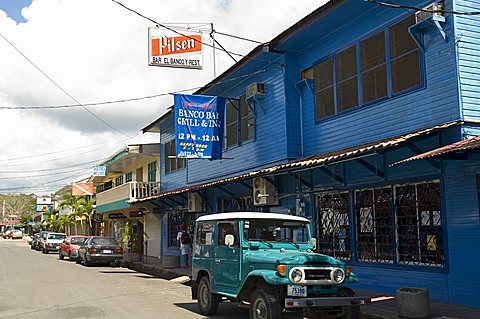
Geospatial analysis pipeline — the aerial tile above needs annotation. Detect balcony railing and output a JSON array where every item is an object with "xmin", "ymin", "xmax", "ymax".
[{"xmin": 96, "ymin": 182, "xmax": 161, "ymax": 206}]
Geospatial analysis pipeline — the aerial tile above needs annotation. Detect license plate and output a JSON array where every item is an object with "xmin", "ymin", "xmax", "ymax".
[
  {"xmin": 287, "ymin": 285, "xmax": 307, "ymax": 297},
  {"xmin": 103, "ymin": 250, "xmax": 112, "ymax": 253}
]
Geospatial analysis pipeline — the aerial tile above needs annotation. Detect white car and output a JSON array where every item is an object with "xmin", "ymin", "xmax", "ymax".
[
  {"xmin": 11, "ymin": 230, "xmax": 23, "ymax": 239},
  {"xmin": 42, "ymin": 232, "xmax": 66, "ymax": 254}
]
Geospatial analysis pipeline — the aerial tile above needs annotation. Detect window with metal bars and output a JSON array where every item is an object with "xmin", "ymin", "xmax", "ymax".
[
  {"xmin": 355, "ymin": 181, "xmax": 443, "ymax": 267},
  {"xmin": 315, "ymin": 192, "xmax": 351, "ymax": 260},
  {"xmin": 315, "ymin": 181, "xmax": 444, "ymax": 267},
  {"xmin": 167, "ymin": 210, "xmax": 198, "ymax": 248}
]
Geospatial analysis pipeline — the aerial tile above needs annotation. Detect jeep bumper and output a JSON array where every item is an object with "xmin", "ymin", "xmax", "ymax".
[{"xmin": 285, "ymin": 296, "xmax": 367, "ymax": 308}]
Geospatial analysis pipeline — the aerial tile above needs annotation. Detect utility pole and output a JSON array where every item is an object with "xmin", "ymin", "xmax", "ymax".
[{"xmin": 2, "ymin": 200, "xmax": 5, "ymax": 221}]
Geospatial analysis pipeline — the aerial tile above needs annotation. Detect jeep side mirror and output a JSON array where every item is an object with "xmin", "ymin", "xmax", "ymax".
[
  {"xmin": 311, "ymin": 238, "xmax": 317, "ymax": 250},
  {"xmin": 225, "ymin": 234, "xmax": 235, "ymax": 247}
]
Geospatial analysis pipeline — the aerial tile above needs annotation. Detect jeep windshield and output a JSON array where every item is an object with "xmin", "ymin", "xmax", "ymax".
[{"xmin": 243, "ymin": 219, "xmax": 310, "ymax": 244}]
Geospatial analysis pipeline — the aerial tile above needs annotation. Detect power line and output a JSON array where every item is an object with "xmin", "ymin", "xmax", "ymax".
[
  {"xmin": 111, "ymin": 0, "xmax": 274, "ymax": 64},
  {"xmin": 0, "ymin": 68, "xmax": 273, "ymax": 110},
  {"xmin": 0, "ymin": 31, "xmax": 134, "ymax": 138},
  {"xmin": 0, "ymin": 134, "xmax": 138, "ymax": 162},
  {"xmin": 365, "ymin": 0, "xmax": 480, "ymax": 15},
  {"xmin": 0, "ymin": 167, "xmax": 90, "ymax": 180}
]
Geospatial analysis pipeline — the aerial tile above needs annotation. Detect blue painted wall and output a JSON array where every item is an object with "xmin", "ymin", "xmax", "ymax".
[
  {"xmin": 294, "ymin": 0, "xmax": 460, "ymax": 156},
  {"xmin": 455, "ymin": 0, "xmax": 480, "ymax": 121}
]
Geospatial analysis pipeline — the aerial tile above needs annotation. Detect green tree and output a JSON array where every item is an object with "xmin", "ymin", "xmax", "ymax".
[
  {"xmin": 57, "ymin": 214, "xmax": 75, "ymax": 234},
  {"xmin": 0, "ymin": 193, "xmax": 35, "ymax": 220}
]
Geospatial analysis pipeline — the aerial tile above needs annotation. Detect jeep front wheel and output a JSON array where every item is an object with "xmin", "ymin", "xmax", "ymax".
[
  {"xmin": 250, "ymin": 288, "xmax": 282, "ymax": 319},
  {"xmin": 197, "ymin": 276, "xmax": 220, "ymax": 315}
]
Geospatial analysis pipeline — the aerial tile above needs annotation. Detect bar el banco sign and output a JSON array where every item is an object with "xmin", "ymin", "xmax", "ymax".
[{"xmin": 148, "ymin": 28, "xmax": 203, "ymax": 69}]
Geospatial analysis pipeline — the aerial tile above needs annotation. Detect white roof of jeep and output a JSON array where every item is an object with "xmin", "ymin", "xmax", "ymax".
[{"xmin": 196, "ymin": 212, "xmax": 309, "ymax": 222}]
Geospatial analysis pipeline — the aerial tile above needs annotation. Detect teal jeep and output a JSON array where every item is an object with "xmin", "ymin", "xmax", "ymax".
[{"xmin": 191, "ymin": 212, "xmax": 362, "ymax": 319}]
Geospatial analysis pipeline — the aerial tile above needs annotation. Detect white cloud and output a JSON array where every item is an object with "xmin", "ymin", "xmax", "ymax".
[{"xmin": 0, "ymin": 0, "xmax": 325, "ymax": 194}]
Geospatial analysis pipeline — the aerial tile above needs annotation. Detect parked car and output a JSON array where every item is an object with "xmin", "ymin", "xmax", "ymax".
[
  {"xmin": 41, "ymin": 232, "xmax": 66, "ymax": 254},
  {"xmin": 59, "ymin": 236, "xmax": 89, "ymax": 261},
  {"xmin": 77, "ymin": 236, "xmax": 123, "ymax": 266},
  {"xmin": 30, "ymin": 233, "xmax": 40, "ymax": 249},
  {"xmin": 11, "ymin": 230, "xmax": 23, "ymax": 239},
  {"xmin": 2, "ymin": 230, "xmax": 13, "ymax": 239},
  {"xmin": 35, "ymin": 231, "xmax": 48, "ymax": 251},
  {"xmin": 191, "ymin": 212, "xmax": 363, "ymax": 319}
]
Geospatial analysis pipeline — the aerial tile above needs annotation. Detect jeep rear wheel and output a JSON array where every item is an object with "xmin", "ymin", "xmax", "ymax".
[
  {"xmin": 250, "ymin": 288, "xmax": 282, "ymax": 319},
  {"xmin": 197, "ymin": 276, "xmax": 220, "ymax": 315}
]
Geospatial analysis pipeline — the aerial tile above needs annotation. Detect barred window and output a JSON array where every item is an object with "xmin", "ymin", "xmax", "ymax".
[
  {"xmin": 125, "ymin": 172, "xmax": 132, "ymax": 182},
  {"xmin": 315, "ymin": 192, "xmax": 351, "ymax": 260},
  {"xmin": 355, "ymin": 187, "xmax": 394, "ymax": 263},
  {"xmin": 395, "ymin": 181, "xmax": 443, "ymax": 266},
  {"xmin": 167, "ymin": 210, "xmax": 198, "ymax": 248}
]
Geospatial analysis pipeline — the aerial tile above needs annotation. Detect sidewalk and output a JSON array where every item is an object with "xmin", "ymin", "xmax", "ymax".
[{"xmin": 125, "ymin": 261, "xmax": 480, "ymax": 319}]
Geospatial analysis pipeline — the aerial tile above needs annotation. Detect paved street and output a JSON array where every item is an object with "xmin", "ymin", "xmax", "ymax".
[{"xmin": 0, "ymin": 239, "xmax": 247, "ymax": 319}]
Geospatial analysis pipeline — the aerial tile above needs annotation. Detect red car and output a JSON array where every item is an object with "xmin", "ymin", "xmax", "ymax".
[
  {"xmin": 2, "ymin": 230, "xmax": 13, "ymax": 239},
  {"xmin": 59, "ymin": 236, "xmax": 89, "ymax": 261}
]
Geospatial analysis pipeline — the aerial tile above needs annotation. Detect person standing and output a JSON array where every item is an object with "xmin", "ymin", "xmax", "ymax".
[{"xmin": 177, "ymin": 223, "xmax": 192, "ymax": 268}]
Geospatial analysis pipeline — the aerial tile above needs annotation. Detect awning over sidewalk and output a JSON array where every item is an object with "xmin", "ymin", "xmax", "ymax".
[
  {"xmin": 391, "ymin": 134, "xmax": 480, "ymax": 166},
  {"xmin": 131, "ymin": 121, "xmax": 459, "ymax": 204}
]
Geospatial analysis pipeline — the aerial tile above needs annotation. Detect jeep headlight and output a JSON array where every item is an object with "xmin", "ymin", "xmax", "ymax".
[
  {"xmin": 332, "ymin": 269, "xmax": 345, "ymax": 283},
  {"xmin": 290, "ymin": 269, "xmax": 303, "ymax": 283}
]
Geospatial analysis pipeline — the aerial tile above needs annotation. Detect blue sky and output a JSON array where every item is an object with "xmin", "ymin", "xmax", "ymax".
[{"xmin": 0, "ymin": 0, "xmax": 32, "ymax": 23}]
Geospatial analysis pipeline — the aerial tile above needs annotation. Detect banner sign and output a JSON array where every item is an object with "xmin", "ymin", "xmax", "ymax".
[
  {"xmin": 174, "ymin": 94, "xmax": 225, "ymax": 159},
  {"xmin": 36, "ymin": 204, "xmax": 53, "ymax": 213},
  {"xmin": 148, "ymin": 28, "xmax": 203, "ymax": 69},
  {"xmin": 92, "ymin": 165, "xmax": 107, "ymax": 176}
]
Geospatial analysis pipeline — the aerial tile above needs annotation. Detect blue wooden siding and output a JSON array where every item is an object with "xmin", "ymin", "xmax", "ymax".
[
  {"xmin": 442, "ymin": 157, "xmax": 480, "ymax": 306},
  {"xmin": 297, "ymin": 3, "xmax": 459, "ymax": 157},
  {"xmin": 455, "ymin": 0, "xmax": 480, "ymax": 121},
  {"xmin": 159, "ymin": 114, "xmax": 187, "ymax": 191},
  {"xmin": 187, "ymin": 65, "xmax": 290, "ymax": 184}
]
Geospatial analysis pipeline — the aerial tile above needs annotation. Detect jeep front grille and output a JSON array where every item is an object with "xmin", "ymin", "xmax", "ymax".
[{"xmin": 304, "ymin": 269, "xmax": 331, "ymax": 280}]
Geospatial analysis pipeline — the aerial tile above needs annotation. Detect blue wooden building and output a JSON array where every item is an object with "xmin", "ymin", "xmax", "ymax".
[{"xmin": 135, "ymin": 0, "xmax": 480, "ymax": 308}]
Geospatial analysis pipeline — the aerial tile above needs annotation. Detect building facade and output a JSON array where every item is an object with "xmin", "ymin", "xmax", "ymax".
[{"xmin": 134, "ymin": 0, "xmax": 480, "ymax": 307}]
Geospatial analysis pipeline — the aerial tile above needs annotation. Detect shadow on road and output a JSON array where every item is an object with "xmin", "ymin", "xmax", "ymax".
[{"xmin": 174, "ymin": 302, "xmax": 249, "ymax": 319}]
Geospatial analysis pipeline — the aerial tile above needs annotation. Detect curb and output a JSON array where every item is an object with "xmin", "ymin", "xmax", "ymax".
[{"xmin": 123, "ymin": 261, "xmax": 186, "ymax": 281}]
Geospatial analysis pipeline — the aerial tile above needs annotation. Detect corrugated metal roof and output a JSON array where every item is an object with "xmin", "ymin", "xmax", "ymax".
[
  {"xmin": 130, "ymin": 122, "xmax": 459, "ymax": 204},
  {"xmin": 391, "ymin": 133, "xmax": 480, "ymax": 166}
]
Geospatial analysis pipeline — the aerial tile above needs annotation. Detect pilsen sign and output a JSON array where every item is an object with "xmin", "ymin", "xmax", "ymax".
[{"xmin": 148, "ymin": 28, "xmax": 203, "ymax": 69}]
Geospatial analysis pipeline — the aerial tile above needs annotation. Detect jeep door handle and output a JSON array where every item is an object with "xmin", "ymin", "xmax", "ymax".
[{"xmin": 215, "ymin": 259, "xmax": 221, "ymax": 264}]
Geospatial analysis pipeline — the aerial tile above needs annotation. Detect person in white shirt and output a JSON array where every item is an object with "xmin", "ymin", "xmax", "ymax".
[{"xmin": 176, "ymin": 224, "xmax": 192, "ymax": 268}]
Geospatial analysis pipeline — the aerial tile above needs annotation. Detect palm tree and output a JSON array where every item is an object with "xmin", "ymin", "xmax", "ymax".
[
  {"xmin": 79, "ymin": 197, "xmax": 95, "ymax": 235},
  {"xmin": 58, "ymin": 214, "xmax": 75, "ymax": 234},
  {"xmin": 58, "ymin": 193, "xmax": 84, "ymax": 235}
]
